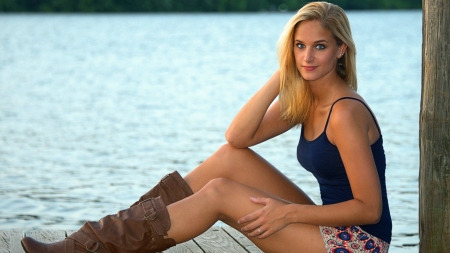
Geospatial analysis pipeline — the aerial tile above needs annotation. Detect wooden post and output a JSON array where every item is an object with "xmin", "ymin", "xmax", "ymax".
[{"xmin": 420, "ymin": 0, "xmax": 450, "ymax": 252}]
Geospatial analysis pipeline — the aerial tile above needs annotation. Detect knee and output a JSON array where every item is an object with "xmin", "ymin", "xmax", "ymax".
[
  {"xmin": 215, "ymin": 143, "xmax": 249, "ymax": 161},
  {"xmin": 199, "ymin": 178, "xmax": 239, "ymax": 221},
  {"xmin": 216, "ymin": 143, "xmax": 236, "ymax": 159},
  {"xmin": 201, "ymin": 178, "xmax": 234, "ymax": 200}
]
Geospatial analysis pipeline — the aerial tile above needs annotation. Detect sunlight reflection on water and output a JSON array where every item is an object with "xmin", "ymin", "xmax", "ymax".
[{"xmin": 0, "ymin": 11, "xmax": 421, "ymax": 252}]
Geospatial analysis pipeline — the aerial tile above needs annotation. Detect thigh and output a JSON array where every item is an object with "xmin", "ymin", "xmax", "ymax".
[
  {"xmin": 208, "ymin": 178, "xmax": 326, "ymax": 253},
  {"xmin": 254, "ymin": 223, "xmax": 327, "ymax": 253},
  {"xmin": 166, "ymin": 178, "xmax": 325, "ymax": 252},
  {"xmin": 185, "ymin": 144, "xmax": 314, "ymax": 205}
]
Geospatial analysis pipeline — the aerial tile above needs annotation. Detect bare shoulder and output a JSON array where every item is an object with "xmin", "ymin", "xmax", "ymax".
[
  {"xmin": 331, "ymin": 97, "xmax": 372, "ymax": 122},
  {"xmin": 327, "ymin": 97, "xmax": 378, "ymax": 144}
]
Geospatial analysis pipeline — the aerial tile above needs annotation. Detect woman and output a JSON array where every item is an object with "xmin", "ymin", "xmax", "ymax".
[{"xmin": 21, "ymin": 2, "xmax": 392, "ymax": 253}]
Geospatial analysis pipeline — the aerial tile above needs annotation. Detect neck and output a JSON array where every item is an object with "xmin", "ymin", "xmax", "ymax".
[{"xmin": 308, "ymin": 74, "xmax": 346, "ymax": 106}]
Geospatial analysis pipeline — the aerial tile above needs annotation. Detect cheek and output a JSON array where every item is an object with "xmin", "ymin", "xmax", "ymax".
[{"xmin": 322, "ymin": 53, "xmax": 338, "ymax": 68}]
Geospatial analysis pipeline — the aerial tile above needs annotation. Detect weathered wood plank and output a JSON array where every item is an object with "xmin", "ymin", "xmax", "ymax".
[
  {"xmin": 222, "ymin": 226, "xmax": 263, "ymax": 253},
  {"xmin": 1, "ymin": 226, "xmax": 261, "ymax": 253},
  {"xmin": 0, "ymin": 230, "xmax": 24, "ymax": 253},
  {"xmin": 0, "ymin": 230, "xmax": 12, "ymax": 252},
  {"xmin": 164, "ymin": 239, "xmax": 203, "ymax": 253},
  {"xmin": 193, "ymin": 227, "xmax": 248, "ymax": 253}
]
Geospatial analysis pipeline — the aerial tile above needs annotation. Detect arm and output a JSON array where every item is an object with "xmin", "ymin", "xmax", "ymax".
[
  {"xmin": 225, "ymin": 70, "xmax": 291, "ymax": 148},
  {"xmin": 239, "ymin": 100, "xmax": 383, "ymax": 238}
]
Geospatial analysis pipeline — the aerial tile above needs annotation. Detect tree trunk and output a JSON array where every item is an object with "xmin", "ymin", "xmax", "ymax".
[{"xmin": 420, "ymin": 0, "xmax": 450, "ymax": 252}]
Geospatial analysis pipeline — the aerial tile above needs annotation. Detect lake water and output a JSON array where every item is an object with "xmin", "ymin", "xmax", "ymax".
[{"xmin": 0, "ymin": 11, "xmax": 421, "ymax": 252}]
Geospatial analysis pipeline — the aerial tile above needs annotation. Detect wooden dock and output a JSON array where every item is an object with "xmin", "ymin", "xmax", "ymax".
[{"xmin": 1, "ymin": 226, "xmax": 263, "ymax": 253}]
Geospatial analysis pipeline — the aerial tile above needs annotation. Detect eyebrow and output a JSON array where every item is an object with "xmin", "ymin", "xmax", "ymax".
[{"xmin": 295, "ymin": 39, "xmax": 329, "ymax": 44}]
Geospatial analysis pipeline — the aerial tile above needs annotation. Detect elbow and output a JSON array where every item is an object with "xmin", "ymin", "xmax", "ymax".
[
  {"xmin": 368, "ymin": 211, "xmax": 381, "ymax": 225},
  {"xmin": 225, "ymin": 136, "xmax": 246, "ymax": 149},
  {"xmin": 225, "ymin": 131, "xmax": 247, "ymax": 149},
  {"xmin": 366, "ymin": 204, "xmax": 382, "ymax": 224}
]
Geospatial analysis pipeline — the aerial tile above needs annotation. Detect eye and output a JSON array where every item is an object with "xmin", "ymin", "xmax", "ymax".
[
  {"xmin": 315, "ymin": 44, "xmax": 326, "ymax": 50},
  {"xmin": 296, "ymin": 43, "xmax": 305, "ymax": 49}
]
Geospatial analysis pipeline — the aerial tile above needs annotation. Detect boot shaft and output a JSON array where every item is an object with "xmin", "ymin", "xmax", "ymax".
[
  {"xmin": 131, "ymin": 171, "xmax": 193, "ymax": 207},
  {"xmin": 22, "ymin": 197, "xmax": 176, "ymax": 253}
]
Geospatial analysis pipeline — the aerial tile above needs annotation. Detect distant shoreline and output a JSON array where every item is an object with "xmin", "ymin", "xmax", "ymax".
[{"xmin": 0, "ymin": 0, "xmax": 422, "ymax": 13}]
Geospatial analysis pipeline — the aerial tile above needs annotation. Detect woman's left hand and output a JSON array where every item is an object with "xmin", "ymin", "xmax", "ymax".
[{"xmin": 237, "ymin": 197, "xmax": 291, "ymax": 239}]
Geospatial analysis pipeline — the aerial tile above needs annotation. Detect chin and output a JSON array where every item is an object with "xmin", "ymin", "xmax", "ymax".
[{"xmin": 301, "ymin": 74, "xmax": 320, "ymax": 82}]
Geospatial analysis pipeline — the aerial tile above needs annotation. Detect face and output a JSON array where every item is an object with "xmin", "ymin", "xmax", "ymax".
[{"xmin": 293, "ymin": 20, "xmax": 346, "ymax": 83}]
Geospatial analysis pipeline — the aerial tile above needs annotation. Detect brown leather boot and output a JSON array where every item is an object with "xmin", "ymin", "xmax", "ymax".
[
  {"xmin": 21, "ymin": 197, "xmax": 176, "ymax": 253},
  {"xmin": 130, "ymin": 171, "xmax": 193, "ymax": 207}
]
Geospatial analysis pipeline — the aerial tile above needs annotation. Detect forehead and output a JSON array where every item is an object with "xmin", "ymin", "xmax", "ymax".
[{"xmin": 294, "ymin": 20, "xmax": 334, "ymax": 42}]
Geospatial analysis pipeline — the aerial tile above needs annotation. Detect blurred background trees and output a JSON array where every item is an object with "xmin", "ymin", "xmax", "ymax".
[{"xmin": 0, "ymin": 0, "xmax": 421, "ymax": 12}]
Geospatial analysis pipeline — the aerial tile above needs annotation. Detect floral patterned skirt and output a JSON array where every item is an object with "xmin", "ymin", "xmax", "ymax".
[{"xmin": 319, "ymin": 226, "xmax": 390, "ymax": 253}]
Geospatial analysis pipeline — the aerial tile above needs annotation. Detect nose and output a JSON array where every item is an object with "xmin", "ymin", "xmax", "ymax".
[{"xmin": 304, "ymin": 48, "xmax": 314, "ymax": 63}]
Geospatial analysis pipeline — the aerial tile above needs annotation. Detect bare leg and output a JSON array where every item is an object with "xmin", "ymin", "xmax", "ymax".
[
  {"xmin": 166, "ymin": 178, "xmax": 326, "ymax": 253},
  {"xmin": 184, "ymin": 144, "xmax": 314, "ymax": 205}
]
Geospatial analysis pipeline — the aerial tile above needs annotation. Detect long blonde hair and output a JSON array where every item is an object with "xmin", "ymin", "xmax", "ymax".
[{"xmin": 278, "ymin": 2, "xmax": 357, "ymax": 127}]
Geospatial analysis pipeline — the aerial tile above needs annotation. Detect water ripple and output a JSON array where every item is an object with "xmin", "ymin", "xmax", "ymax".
[{"xmin": 0, "ymin": 12, "xmax": 421, "ymax": 252}]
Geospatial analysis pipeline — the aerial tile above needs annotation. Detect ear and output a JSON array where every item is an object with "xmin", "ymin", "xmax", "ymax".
[{"xmin": 338, "ymin": 44, "xmax": 348, "ymax": 58}]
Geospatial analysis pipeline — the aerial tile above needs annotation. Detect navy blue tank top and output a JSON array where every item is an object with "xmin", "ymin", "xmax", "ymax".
[{"xmin": 297, "ymin": 97, "xmax": 392, "ymax": 243}]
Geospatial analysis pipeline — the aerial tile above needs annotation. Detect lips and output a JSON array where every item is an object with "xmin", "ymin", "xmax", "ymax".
[{"xmin": 303, "ymin": 66, "xmax": 317, "ymax": 71}]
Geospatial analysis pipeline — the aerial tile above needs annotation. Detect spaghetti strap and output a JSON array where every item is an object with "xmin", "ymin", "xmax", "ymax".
[{"xmin": 323, "ymin": 97, "xmax": 381, "ymax": 134}]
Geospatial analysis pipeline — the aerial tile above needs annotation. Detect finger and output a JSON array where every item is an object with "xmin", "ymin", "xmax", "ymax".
[
  {"xmin": 250, "ymin": 196, "xmax": 269, "ymax": 205},
  {"xmin": 237, "ymin": 210, "xmax": 260, "ymax": 225},
  {"xmin": 254, "ymin": 225, "xmax": 274, "ymax": 239},
  {"xmin": 241, "ymin": 219, "xmax": 261, "ymax": 232},
  {"xmin": 253, "ymin": 227, "xmax": 273, "ymax": 239},
  {"xmin": 247, "ymin": 227, "xmax": 263, "ymax": 237},
  {"xmin": 257, "ymin": 230, "xmax": 271, "ymax": 239}
]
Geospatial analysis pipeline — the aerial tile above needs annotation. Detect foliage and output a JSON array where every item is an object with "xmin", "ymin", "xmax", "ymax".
[{"xmin": 0, "ymin": 0, "xmax": 422, "ymax": 12}]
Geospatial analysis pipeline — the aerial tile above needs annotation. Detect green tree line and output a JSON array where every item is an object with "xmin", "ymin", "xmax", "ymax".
[{"xmin": 0, "ymin": 0, "xmax": 422, "ymax": 12}]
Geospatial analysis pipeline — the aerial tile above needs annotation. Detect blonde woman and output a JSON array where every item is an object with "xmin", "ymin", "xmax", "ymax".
[{"xmin": 22, "ymin": 2, "xmax": 392, "ymax": 253}]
